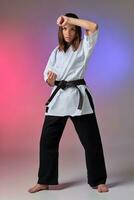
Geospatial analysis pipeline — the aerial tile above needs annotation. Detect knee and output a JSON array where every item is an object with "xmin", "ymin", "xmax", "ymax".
[{"xmin": 40, "ymin": 134, "xmax": 59, "ymax": 151}]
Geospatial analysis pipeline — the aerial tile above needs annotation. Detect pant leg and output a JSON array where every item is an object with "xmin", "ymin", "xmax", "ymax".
[
  {"xmin": 37, "ymin": 115, "xmax": 68, "ymax": 185},
  {"xmin": 70, "ymin": 113, "xmax": 107, "ymax": 187}
]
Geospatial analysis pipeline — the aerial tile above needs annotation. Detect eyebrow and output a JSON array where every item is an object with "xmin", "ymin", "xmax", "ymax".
[{"xmin": 63, "ymin": 26, "xmax": 76, "ymax": 29}]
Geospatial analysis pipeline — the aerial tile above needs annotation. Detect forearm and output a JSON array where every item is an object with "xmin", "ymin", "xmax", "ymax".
[{"xmin": 68, "ymin": 17, "xmax": 98, "ymax": 32}]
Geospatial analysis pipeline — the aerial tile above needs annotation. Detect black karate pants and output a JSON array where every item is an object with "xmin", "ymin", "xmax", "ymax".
[{"xmin": 37, "ymin": 112, "xmax": 107, "ymax": 187}]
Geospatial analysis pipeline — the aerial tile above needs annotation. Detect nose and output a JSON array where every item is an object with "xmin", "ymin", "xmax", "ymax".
[{"xmin": 66, "ymin": 30, "xmax": 71, "ymax": 36}]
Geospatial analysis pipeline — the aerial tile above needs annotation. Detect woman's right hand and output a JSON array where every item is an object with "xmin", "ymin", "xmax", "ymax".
[
  {"xmin": 57, "ymin": 15, "xmax": 69, "ymax": 27},
  {"xmin": 46, "ymin": 70, "xmax": 57, "ymax": 86}
]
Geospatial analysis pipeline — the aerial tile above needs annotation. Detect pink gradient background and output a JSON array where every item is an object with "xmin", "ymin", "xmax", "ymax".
[{"xmin": 1, "ymin": 1, "xmax": 134, "ymax": 197}]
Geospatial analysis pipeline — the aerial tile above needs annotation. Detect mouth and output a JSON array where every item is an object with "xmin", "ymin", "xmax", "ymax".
[{"xmin": 65, "ymin": 37, "xmax": 72, "ymax": 42}]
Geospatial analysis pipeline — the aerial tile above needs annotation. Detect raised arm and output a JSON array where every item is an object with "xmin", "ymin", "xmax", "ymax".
[{"xmin": 57, "ymin": 15, "xmax": 98, "ymax": 36}]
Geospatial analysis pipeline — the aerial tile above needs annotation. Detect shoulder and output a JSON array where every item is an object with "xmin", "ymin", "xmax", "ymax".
[
  {"xmin": 51, "ymin": 45, "xmax": 59, "ymax": 54},
  {"xmin": 48, "ymin": 45, "xmax": 59, "ymax": 58}
]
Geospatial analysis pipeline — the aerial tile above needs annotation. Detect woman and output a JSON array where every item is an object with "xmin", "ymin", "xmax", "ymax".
[{"xmin": 28, "ymin": 13, "xmax": 109, "ymax": 193}]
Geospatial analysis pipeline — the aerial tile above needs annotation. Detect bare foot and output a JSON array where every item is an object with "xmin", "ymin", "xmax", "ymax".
[
  {"xmin": 97, "ymin": 184, "xmax": 109, "ymax": 192},
  {"xmin": 28, "ymin": 184, "xmax": 49, "ymax": 193}
]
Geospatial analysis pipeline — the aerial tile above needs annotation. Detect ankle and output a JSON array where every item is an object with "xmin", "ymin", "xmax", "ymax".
[{"xmin": 38, "ymin": 184, "xmax": 48, "ymax": 186}]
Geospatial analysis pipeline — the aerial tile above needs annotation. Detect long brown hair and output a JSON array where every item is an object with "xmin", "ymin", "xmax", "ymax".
[{"xmin": 58, "ymin": 13, "xmax": 82, "ymax": 52}]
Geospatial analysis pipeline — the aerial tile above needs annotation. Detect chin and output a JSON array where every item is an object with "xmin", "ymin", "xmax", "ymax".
[{"xmin": 65, "ymin": 39, "xmax": 72, "ymax": 43}]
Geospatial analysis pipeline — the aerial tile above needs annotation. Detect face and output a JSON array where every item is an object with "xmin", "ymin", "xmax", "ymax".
[{"xmin": 62, "ymin": 24, "xmax": 76, "ymax": 44}]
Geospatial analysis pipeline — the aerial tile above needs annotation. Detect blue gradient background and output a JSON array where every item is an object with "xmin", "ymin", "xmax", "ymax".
[{"xmin": 0, "ymin": 1, "xmax": 134, "ymax": 197}]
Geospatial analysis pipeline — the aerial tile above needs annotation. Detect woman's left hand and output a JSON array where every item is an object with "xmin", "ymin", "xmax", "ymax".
[{"xmin": 57, "ymin": 15, "xmax": 69, "ymax": 27}]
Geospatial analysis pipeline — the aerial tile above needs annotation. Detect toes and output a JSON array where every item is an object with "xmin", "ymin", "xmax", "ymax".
[
  {"xmin": 97, "ymin": 185, "xmax": 109, "ymax": 193},
  {"xmin": 28, "ymin": 185, "xmax": 49, "ymax": 193}
]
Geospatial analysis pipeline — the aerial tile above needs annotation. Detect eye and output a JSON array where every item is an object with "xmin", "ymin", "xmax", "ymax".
[
  {"xmin": 62, "ymin": 27, "xmax": 67, "ymax": 30},
  {"xmin": 71, "ymin": 28, "xmax": 75, "ymax": 31}
]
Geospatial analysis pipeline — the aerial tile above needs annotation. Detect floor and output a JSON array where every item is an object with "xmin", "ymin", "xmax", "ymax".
[
  {"xmin": 1, "ymin": 119, "xmax": 134, "ymax": 200},
  {"xmin": 2, "ymin": 146, "xmax": 134, "ymax": 200}
]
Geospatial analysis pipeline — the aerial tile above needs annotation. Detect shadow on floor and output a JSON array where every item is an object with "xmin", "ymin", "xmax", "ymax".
[
  {"xmin": 108, "ymin": 168, "xmax": 134, "ymax": 188},
  {"xmin": 49, "ymin": 177, "xmax": 86, "ymax": 190}
]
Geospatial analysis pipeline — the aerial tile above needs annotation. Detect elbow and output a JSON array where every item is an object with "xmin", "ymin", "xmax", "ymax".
[
  {"xmin": 92, "ymin": 23, "xmax": 99, "ymax": 32},
  {"xmin": 95, "ymin": 23, "xmax": 99, "ymax": 30},
  {"xmin": 86, "ymin": 22, "xmax": 99, "ymax": 33}
]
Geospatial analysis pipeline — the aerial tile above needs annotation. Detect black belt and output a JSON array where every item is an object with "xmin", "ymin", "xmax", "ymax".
[{"xmin": 45, "ymin": 79, "xmax": 95, "ymax": 112}]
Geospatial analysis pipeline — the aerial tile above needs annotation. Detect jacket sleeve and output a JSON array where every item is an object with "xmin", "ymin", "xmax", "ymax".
[
  {"xmin": 43, "ymin": 47, "xmax": 58, "ymax": 82},
  {"xmin": 83, "ymin": 28, "xmax": 99, "ymax": 59}
]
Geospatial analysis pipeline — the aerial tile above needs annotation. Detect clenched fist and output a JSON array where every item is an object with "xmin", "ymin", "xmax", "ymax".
[
  {"xmin": 46, "ymin": 70, "xmax": 57, "ymax": 87},
  {"xmin": 56, "ymin": 15, "xmax": 69, "ymax": 27}
]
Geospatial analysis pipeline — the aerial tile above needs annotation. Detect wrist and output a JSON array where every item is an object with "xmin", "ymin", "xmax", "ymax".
[
  {"xmin": 67, "ymin": 17, "xmax": 79, "ymax": 27},
  {"xmin": 67, "ymin": 17, "xmax": 75, "ymax": 25}
]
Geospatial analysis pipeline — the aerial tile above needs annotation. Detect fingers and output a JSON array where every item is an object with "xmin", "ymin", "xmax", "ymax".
[
  {"xmin": 62, "ymin": 17, "xmax": 68, "ymax": 26},
  {"xmin": 46, "ymin": 71, "xmax": 57, "ymax": 87},
  {"xmin": 47, "ymin": 71, "xmax": 57, "ymax": 86},
  {"xmin": 57, "ymin": 16, "xmax": 63, "ymax": 25},
  {"xmin": 57, "ymin": 16, "xmax": 64, "ymax": 26},
  {"xmin": 47, "ymin": 71, "xmax": 57, "ymax": 80},
  {"xmin": 57, "ymin": 16, "xmax": 68, "ymax": 26}
]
